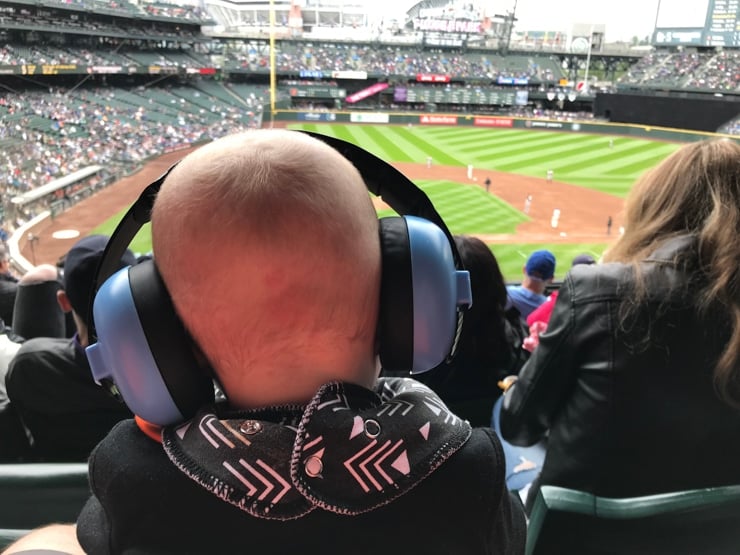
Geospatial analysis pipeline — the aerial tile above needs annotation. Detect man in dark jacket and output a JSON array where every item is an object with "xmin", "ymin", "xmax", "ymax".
[{"xmin": 5, "ymin": 235, "xmax": 134, "ymax": 461}]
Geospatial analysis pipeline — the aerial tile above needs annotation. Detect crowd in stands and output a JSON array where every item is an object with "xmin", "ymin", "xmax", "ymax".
[
  {"xmin": 0, "ymin": 40, "xmax": 566, "ymax": 85},
  {"xmin": 14, "ymin": 0, "xmax": 210, "ymax": 23},
  {"xmin": 506, "ymin": 106, "xmax": 597, "ymax": 120},
  {"xmin": 0, "ymin": 84, "xmax": 265, "ymax": 223},
  {"xmin": 0, "ymin": 12, "xmax": 201, "ymax": 42},
  {"xmin": 141, "ymin": 1, "xmax": 212, "ymax": 21},
  {"xmin": 0, "ymin": 43, "xmax": 210, "ymax": 70},
  {"xmin": 618, "ymin": 49, "xmax": 740, "ymax": 91},
  {"xmin": 226, "ymin": 42, "xmax": 564, "ymax": 82},
  {"xmin": 718, "ymin": 115, "xmax": 740, "ymax": 135}
]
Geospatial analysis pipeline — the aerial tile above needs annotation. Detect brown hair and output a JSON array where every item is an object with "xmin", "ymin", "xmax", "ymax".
[{"xmin": 603, "ymin": 139, "xmax": 740, "ymax": 407}]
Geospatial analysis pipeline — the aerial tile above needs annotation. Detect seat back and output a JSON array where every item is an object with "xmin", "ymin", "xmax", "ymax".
[
  {"xmin": 0, "ymin": 463, "xmax": 90, "ymax": 530},
  {"xmin": 527, "ymin": 484, "xmax": 740, "ymax": 555}
]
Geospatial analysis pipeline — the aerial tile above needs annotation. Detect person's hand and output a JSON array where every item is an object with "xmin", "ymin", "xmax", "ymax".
[
  {"xmin": 522, "ymin": 321, "xmax": 547, "ymax": 352},
  {"xmin": 498, "ymin": 375, "xmax": 518, "ymax": 392}
]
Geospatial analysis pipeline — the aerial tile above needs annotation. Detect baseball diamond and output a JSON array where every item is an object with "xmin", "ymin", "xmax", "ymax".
[{"xmin": 21, "ymin": 124, "xmax": 680, "ymax": 281}]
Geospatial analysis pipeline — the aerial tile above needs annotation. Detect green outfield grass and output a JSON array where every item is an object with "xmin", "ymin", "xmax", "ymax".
[
  {"xmin": 288, "ymin": 124, "xmax": 682, "ymax": 197},
  {"xmin": 92, "ymin": 217, "xmax": 152, "ymax": 256},
  {"xmin": 376, "ymin": 179, "xmax": 528, "ymax": 234},
  {"xmin": 92, "ymin": 125, "xmax": 681, "ymax": 281}
]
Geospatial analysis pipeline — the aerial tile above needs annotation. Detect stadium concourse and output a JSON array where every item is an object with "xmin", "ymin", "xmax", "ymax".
[{"xmin": 20, "ymin": 143, "xmax": 622, "ymax": 268}]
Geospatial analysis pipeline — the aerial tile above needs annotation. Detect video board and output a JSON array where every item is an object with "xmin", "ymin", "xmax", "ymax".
[{"xmin": 653, "ymin": 0, "xmax": 740, "ymax": 46}]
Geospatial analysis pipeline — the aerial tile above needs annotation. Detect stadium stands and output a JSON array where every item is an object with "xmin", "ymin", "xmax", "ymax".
[
  {"xmin": 0, "ymin": 83, "xmax": 265, "ymax": 228},
  {"xmin": 617, "ymin": 49, "xmax": 740, "ymax": 92}
]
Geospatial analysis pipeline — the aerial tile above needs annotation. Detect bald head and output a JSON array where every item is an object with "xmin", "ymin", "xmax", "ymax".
[
  {"xmin": 20, "ymin": 264, "xmax": 59, "ymax": 285},
  {"xmin": 152, "ymin": 130, "xmax": 381, "ymax": 408}
]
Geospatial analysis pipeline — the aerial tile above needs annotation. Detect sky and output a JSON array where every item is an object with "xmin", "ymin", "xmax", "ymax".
[{"xmin": 510, "ymin": 0, "xmax": 661, "ymax": 42}]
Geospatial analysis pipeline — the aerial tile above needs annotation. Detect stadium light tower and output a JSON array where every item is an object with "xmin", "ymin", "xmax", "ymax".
[
  {"xmin": 493, "ymin": 0, "xmax": 518, "ymax": 55},
  {"xmin": 582, "ymin": 25, "xmax": 594, "ymax": 95},
  {"xmin": 269, "ymin": 0, "xmax": 276, "ymax": 126}
]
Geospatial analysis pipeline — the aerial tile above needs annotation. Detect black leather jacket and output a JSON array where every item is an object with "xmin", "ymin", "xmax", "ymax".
[{"xmin": 501, "ymin": 235, "xmax": 740, "ymax": 498}]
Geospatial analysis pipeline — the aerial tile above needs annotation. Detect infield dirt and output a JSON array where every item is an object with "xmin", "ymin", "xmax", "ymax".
[{"xmin": 22, "ymin": 149, "xmax": 623, "ymax": 266}]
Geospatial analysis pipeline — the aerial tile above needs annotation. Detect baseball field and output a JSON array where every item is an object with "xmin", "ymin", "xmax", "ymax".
[{"xmin": 90, "ymin": 124, "xmax": 682, "ymax": 281}]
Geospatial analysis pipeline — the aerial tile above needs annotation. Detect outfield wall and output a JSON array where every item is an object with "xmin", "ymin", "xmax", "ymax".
[
  {"xmin": 594, "ymin": 92, "xmax": 740, "ymax": 133},
  {"xmin": 272, "ymin": 110, "xmax": 738, "ymax": 144}
]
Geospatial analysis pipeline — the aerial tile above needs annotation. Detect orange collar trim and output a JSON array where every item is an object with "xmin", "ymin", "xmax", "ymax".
[{"xmin": 135, "ymin": 415, "xmax": 163, "ymax": 443}]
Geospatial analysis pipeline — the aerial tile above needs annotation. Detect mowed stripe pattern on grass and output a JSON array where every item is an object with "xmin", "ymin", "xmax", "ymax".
[
  {"xmin": 286, "ymin": 123, "xmax": 684, "ymax": 278},
  {"xmin": 290, "ymin": 124, "xmax": 681, "ymax": 197},
  {"xmin": 377, "ymin": 180, "xmax": 529, "ymax": 235},
  {"xmin": 94, "ymin": 124, "xmax": 681, "ymax": 280}
]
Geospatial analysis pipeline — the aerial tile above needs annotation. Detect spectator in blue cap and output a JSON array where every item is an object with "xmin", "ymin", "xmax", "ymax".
[
  {"xmin": 505, "ymin": 249, "xmax": 556, "ymax": 322},
  {"xmin": 4, "ymin": 234, "xmax": 135, "ymax": 461}
]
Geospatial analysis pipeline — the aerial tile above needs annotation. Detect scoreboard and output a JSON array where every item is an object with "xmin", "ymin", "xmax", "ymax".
[{"xmin": 653, "ymin": 0, "xmax": 740, "ymax": 46}]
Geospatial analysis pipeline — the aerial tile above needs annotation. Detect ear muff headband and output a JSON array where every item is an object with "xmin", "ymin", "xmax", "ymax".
[{"xmin": 299, "ymin": 131, "xmax": 463, "ymax": 268}]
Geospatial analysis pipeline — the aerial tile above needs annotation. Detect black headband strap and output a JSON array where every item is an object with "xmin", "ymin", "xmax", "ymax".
[
  {"xmin": 300, "ymin": 131, "xmax": 463, "ymax": 269},
  {"xmin": 88, "ymin": 167, "xmax": 173, "ymax": 337}
]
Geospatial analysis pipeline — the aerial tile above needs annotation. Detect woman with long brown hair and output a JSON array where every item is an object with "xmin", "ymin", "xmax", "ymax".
[{"xmin": 500, "ymin": 139, "xmax": 740, "ymax": 498}]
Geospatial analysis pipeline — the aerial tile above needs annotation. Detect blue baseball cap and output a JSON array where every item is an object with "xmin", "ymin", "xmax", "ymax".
[{"xmin": 525, "ymin": 250, "xmax": 556, "ymax": 280}]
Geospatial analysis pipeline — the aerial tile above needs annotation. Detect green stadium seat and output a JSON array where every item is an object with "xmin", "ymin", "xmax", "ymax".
[
  {"xmin": 0, "ymin": 463, "xmax": 90, "ymax": 530},
  {"xmin": 526, "ymin": 484, "xmax": 740, "ymax": 555}
]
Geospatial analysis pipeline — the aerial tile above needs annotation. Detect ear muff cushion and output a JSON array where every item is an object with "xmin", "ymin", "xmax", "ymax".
[
  {"xmin": 128, "ymin": 261, "xmax": 215, "ymax": 419},
  {"xmin": 86, "ymin": 261, "xmax": 214, "ymax": 426},
  {"xmin": 378, "ymin": 217, "xmax": 414, "ymax": 372}
]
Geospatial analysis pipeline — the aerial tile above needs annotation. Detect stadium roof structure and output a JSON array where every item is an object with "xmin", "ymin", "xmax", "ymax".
[{"xmin": 204, "ymin": 0, "xmax": 423, "ymax": 31}]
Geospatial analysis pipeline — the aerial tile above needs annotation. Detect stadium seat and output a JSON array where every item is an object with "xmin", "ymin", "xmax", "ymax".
[
  {"xmin": 0, "ymin": 463, "xmax": 90, "ymax": 530},
  {"xmin": 526, "ymin": 484, "xmax": 740, "ymax": 555}
]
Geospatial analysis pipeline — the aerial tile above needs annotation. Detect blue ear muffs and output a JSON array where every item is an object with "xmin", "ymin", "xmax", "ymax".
[
  {"xmin": 86, "ymin": 132, "xmax": 471, "ymax": 426},
  {"xmin": 378, "ymin": 216, "xmax": 471, "ymax": 373}
]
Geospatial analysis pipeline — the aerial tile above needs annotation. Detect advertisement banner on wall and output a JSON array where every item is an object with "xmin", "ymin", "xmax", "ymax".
[
  {"xmin": 474, "ymin": 117, "xmax": 513, "ymax": 127},
  {"xmin": 416, "ymin": 74, "xmax": 450, "ymax": 83},
  {"xmin": 350, "ymin": 113, "xmax": 390, "ymax": 123},
  {"xmin": 345, "ymin": 83, "xmax": 389, "ymax": 104},
  {"xmin": 419, "ymin": 114, "xmax": 458, "ymax": 125},
  {"xmin": 297, "ymin": 112, "xmax": 337, "ymax": 122},
  {"xmin": 524, "ymin": 120, "xmax": 564, "ymax": 129},
  {"xmin": 332, "ymin": 70, "xmax": 368, "ymax": 80},
  {"xmin": 22, "ymin": 64, "xmax": 79, "ymax": 75}
]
